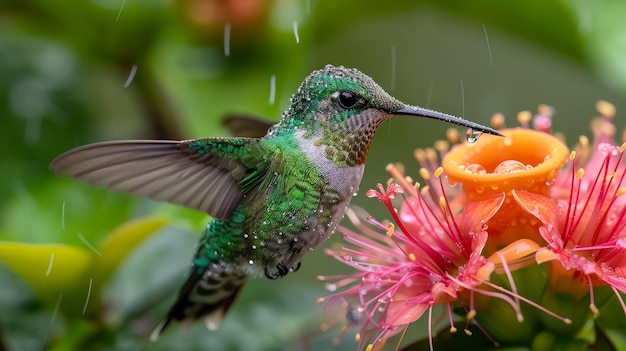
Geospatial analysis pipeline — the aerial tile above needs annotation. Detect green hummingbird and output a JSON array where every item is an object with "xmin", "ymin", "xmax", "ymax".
[{"xmin": 50, "ymin": 65, "xmax": 501, "ymax": 339}]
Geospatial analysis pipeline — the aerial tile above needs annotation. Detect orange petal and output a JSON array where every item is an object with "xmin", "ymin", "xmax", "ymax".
[
  {"xmin": 536, "ymin": 248, "xmax": 558, "ymax": 264},
  {"xmin": 442, "ymin": 129, "xmax": 569, "ymax": 201},
  {"xmin": 385, "ymin": 300, "xmax": 428, "ymax": 326},
  {"xmin": 511, "ymin": 189, "xmax": 559, "ymax": 225},
  {"xmin": 488, "ymin": 239, "xmax": 543, "ymax": 264},
  {"xmin": 458, "ymin": 193, "xmax": 506, "ymax": 234}
]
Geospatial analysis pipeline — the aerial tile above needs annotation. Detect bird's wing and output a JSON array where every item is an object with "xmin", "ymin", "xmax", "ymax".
[
  {"xmin": 222, "ymin": 114, "xmax": 276, "ymax": 138},
  {"xmin": 50, "ymin": 138, "xmax": 263, "ymax": 220}
]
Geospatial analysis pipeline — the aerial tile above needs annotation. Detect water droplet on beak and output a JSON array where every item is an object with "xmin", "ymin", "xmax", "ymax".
[{"xmin": 466, "ymin": 128, "xmax": 481, "ymax": 143}]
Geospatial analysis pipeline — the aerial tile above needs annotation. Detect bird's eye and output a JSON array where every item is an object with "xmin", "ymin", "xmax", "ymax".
[{"xmin": 337, "ymin": 91, "xmax": 361, "ymax": 109}]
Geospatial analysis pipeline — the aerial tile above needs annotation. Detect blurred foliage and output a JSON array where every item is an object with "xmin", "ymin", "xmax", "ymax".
[{"xmin": 2, "ymin": 0, "xmax": 626, "ymax": 350}]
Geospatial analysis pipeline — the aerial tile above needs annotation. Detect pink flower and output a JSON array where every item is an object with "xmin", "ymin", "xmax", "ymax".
[
  {"xmin": 319, "ymin": 168, "xmax": 563, "ymax": 349},
  {"xmin": 319, "ymin": 102, "xmax": 626, "ymax": 350},
  {"xmin": 531, "ymin": 102, "xmax": 626, "ymax": 316}
]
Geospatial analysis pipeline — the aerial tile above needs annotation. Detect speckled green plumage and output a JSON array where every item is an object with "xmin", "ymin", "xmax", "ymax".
[{"xmin": 191, "ymin": 132, "xmax": 338, "ymax": 274}]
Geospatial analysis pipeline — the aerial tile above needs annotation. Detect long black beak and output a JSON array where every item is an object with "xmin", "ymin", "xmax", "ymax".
[{"xmin": 393, "ymin": 105, "xmax": 503, "ymax": 137}]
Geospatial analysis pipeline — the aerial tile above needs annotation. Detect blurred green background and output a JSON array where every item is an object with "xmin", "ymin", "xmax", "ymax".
[{"xmin": 2, "ymin": 0, "xmax": 626, "ymax": 350}]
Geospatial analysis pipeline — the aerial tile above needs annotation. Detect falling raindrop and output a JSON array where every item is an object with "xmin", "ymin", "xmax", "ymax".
[
  {"xmin": 45, "ymin": 252, "xmax": 55, "ymax": 277},
  {"xmin": 269, "ymin": 75, "xmax": 276, "ymax": 105},
  {"xmin": 124, "ymin": 64, "xmax": 137, "ymax": 88},
  {"xmin": 82, "ymin": 278, "xmax": 93, "ymax": 315},
  {"xmin": 77, "ymin": 232, "xmax": 102, "ymax": 256},
  {"xmin": 482, "ymin": 24, "xmax": 494, "ymax": 66},
  {"xmin": 115, "ymin": 0, "xmax": 126, "ymax": 23},
  {"xmin": 224, "ymin": 22, "xmax": 231, "ymax": 56},
  {"xmin": 61, "ymin": 200, "xmax": 66, "ymax": 231},
  {"xmin": 293, "ymin": 21, "xmax": 300, "ymax": 44}
]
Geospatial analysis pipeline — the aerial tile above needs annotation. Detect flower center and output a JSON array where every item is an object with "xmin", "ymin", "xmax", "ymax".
[{"xmin": 442, "ymin": 129, "xmax": 569, "ymax": 200}]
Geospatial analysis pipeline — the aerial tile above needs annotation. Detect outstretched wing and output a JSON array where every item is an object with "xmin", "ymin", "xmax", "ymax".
[
  {"xmin": 222, "ymin": 114, "xmax": 275, "ymax": 138},
  {"xmin": 50, "ymin": 138, "xmax": 262, "ymax": 220}
]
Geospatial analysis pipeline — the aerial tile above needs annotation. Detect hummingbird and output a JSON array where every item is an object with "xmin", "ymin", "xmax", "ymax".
[{"xmin": 50, "ymin": 65, "xmax": 501, "ymax": 339}]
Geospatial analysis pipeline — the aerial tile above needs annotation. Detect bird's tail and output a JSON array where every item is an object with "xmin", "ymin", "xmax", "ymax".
[{"xmin": 150, "ymin": 263, "xmax": 248, "ymax": 341}]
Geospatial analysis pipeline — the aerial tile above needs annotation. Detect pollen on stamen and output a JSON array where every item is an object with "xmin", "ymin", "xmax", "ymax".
[
  {"xmin": 517, "ymin": 110, "xmax": 532, "ymax": 127},
  {"xmin": 434, "ymin": 140, "xmax": 449, "ymax": 153},
  {"xmin": 464, "ymin": 329, "xmax": 473, "ymax": 336},
  {"xmin": 365, "ymin": 343, "xmax": 372, "ymax": 351},
  {"xmin": 606, "ymin": 172, "xmax": 616, "ymax": 182},
  {"xmin": 590, "ymin": 303, "xmax": 600, "ymax": 317},
  {"xmin": 576, "ymin": 168, "xmax": 585, "ymax": 179},
  {"xmin": 537, "ymin": 104, "xmax": 553, "ymax": 117},
  {"xmin": 386, "ymin": 177, "xmax": 394, "ymax": 186},
  {"xmin": 434, "ymin": 167, "xmax": 444, "ymax": 178},
  {"xmin": 490, "ymin": 112, "xmax": 505, "ymax": 130},
  {"xmin": 449, "ymin": 326, "xmax": 458, "ymax": 333},
  {"xmin": 382, "ymin": 162, "xmax": 392, "ymax": 172},
  {"xmin": 569, "ymin": 151, "xmax": 576, "ymax": 160},
  {"xmin": 419, "ymin": 168, "xmax": 430, "ymax": 181},
  {"xmin": 596, "ymin": 100, "xmax": 616, "ymax": 118},
  {"xmin": 386, "ymin": 223, "xmax": 395, "ymax": 237},
  {"xmin": 425, "ymin": 148, "xmax": 438, "ymax": 163},
  {"xmin": 620, "ymin": 142, "xmax": 626, "ymax": 153},
  {"xmin": 414, "ymin": 148, "xmax": 426, "ymax": 163},
  {"xmin": 408, "ymin": 253, "xmax": 416, "ymax": 261},
  {"xmin": 446, "ymin": 127, "xmax": 460, "ymax": 144},
  {"xmin": 466, "ymin": 309, "xmax": 477, "ymax": 321},
  {"xmin": 439, "ymin": 196, "xmax": 447, "ymax": 208},
  {"xmin": 579, "ymin": 135, "xmax": 589, "ymax": 148}
]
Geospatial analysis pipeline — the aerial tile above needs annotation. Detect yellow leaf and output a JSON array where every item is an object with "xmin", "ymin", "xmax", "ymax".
[
  {"xmin": 94, "ymin": 216, "xmax": 169, "ymax": 283},
  {"xmin": 0, "ymin": 242, "xmax": 92, "ymax": 308}
]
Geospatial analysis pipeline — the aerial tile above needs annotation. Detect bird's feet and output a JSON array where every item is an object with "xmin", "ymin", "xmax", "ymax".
[{"xmin": 264, "ymin": 261, "xmax": 301, "ymax": 280}]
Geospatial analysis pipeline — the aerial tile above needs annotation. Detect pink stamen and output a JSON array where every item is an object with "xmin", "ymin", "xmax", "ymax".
[
  {"xmin": 563, "ymin": 159, "xmax": 580, "ymax": 239},
  {"xmin": 436, "ymin": 174, "xmax": 467, "ymax": 256},
  {"xmin": 497, "ymin": 252, "xmax": 521, "ymax": 320},
  {"xmin": 611, "ymin": 285, "xmax": 626, "ymax": 315},
  {"xmin": 586, "ymin": 275, "xmax": 599, "ymax": 317},
  {"xmin": 481, "ymin": 280, "xmax": 572, "ymax": 325},
  {"xmin": 427, "ymin": 305, "xmax": 434, "ymax": 351},
  {"xmin": 446, "ymin": 295, "xmax": 456, "ymax": 333}
]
